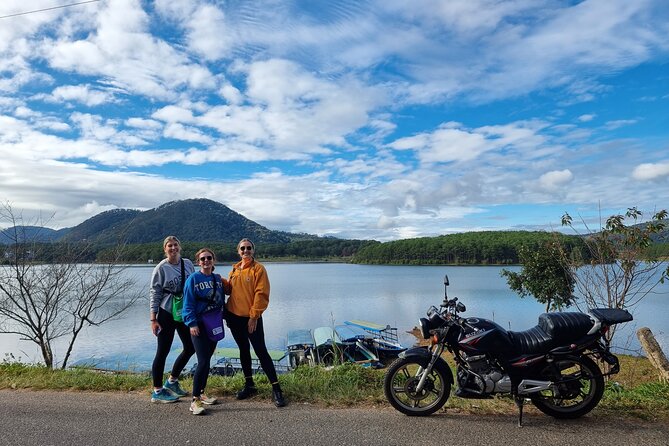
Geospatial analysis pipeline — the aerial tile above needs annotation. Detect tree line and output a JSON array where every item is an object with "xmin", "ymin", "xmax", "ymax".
[
  {"xmin": 4, "ymin": 233, "xmax": 667, "ymax": 266},
  {"xmin": 1, "ymin": 238, "xmax": 377, "ymax": 264},
  {"xmin": 350, "ymin": 231, "xmax": 590, "ymax": 265}
]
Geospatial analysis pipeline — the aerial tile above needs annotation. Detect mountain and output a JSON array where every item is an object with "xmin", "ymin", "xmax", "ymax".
[
  {"xmin": 59, "ymin": 198, "xmax": 308, "ymax": 245},
  {"xmin": 0, "ymin": 225, "xmax": 70, "ymax": 244},
  {"xmin": 60, "ymin": 208, "xmax": 141, "ymax": 244}
]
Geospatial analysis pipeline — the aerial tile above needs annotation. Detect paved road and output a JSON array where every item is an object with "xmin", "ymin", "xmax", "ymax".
[{"xmin": 1, "ymin": 390, "xmax": 668, "ymax": 446}]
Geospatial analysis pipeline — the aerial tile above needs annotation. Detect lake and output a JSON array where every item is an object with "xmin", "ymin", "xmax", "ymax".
[{"xmin": 1, "ymin": 263, "xmax": 667, "ymax": 370}]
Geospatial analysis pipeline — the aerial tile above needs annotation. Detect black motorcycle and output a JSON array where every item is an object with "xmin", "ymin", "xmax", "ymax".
[{"xmin": 383, "ymin": 274, "xmax": 633, "ymax": 426}]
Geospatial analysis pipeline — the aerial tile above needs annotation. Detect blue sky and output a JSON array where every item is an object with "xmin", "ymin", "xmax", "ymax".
[{"xmin": 0, "ymin": 0, "xmax": 668, "ymax": 241}]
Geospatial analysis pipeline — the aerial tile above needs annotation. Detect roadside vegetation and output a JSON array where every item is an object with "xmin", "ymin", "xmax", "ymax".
[{"xmin": 1, "ymin": 354, "xmax": 667, "ymax": 421}]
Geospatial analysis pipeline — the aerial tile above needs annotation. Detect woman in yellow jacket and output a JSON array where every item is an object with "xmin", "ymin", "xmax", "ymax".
[{"xmin": 226, "ymin": 238, "xmax": 286, "ymax": 407}]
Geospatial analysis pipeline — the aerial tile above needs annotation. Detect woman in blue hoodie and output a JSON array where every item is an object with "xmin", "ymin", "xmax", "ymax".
[{"xmin": 182, "ymin": 248, "xmax": 228, "ymax": 415}]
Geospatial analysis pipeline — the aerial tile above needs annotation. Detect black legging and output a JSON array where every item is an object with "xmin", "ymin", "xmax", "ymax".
[
  {"xmin": 226, "ymin": 312, "xmax": 278, "ymax": 383},
  {"xmin": 191, "ymin": 325, "xmax": 217, "ymax": 398},
  {"xmin": 151, "ymin": 307, "xmax": 196, "ymax": 387}
]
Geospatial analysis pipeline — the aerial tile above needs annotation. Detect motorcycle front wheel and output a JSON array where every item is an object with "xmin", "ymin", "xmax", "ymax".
[
  {"xmin": 383, "ymin": 356, "xmax": 452, "ymax": 416},
  {"xmin": 531, "ymin": 355, "xmax": 605, "ymax": 419}
]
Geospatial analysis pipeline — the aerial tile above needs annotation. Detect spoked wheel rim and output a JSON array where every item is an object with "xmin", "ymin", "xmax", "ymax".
[
  {"xmin": 531, "ymin": 356, "xmax": 604, "ymax": 418},
  {"xmin": 387, "ymin": 361, "xmax": 447, "ymax": 412}
]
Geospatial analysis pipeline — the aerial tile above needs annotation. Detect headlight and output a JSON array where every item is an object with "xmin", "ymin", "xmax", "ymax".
[{"xmin": 419, "ymin": 317, "xmax": 431, "ymax": 339}]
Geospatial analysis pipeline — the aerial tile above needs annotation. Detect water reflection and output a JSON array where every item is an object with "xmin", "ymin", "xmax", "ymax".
[{"xmin": 1, "ymin": 263, "xmax": 667, "ymax": 369}]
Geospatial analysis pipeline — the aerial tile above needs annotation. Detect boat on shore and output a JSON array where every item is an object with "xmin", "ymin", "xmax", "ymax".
[
  {"xmin": 344, "ymin": 320, "xmax": 406, "ymax": 359},
  {"xmin": 286, "ymin": 320, "xmax": 405, "ymax": 369},
  {"xmin": 286, "ymin": 328, "xmax": 317, "ymax": 368},
  {"xmin": 208, "ymin": 347, "xmax": 289, "ymax": 376}
]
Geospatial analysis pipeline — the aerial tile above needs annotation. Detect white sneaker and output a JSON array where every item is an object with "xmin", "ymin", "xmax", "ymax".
[
  {"xmin": 200, "ymin": 394, "xmax": 218, "ymax": 405},
  {"xmin": 190, "ymin": 399, "xmax": 205, "ymax": 415}
]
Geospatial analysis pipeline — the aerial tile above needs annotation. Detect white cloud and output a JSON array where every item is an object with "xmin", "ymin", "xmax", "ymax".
[
  {"xmin": 578, "ymin": 114, "xmax": 596, "ymax": 122},
  {"xmin": 539, "ymin": 169, "xmax": 574, "ymax": 190},
  {"xmin": 126, "ymin": 117, "xmax": 162, "ymax": 129},
  {"xmin": 50, "ymin": 85, "xmax": 115, "ymax": 107},
  {"xmin": 163, "ymin": 123, "xmax": 212, "ymax": 144},
  {"xmin": 183, "ymin": 4, "xmax": 232, "ymax": 61},
  {"xmin": 389, "ymin": 121, "xmax": 549, "ymax": 164},
  {"xmin": 152, "ymin": 105, "xmax": 196, "ymax": 123},
  {"xmin": 219, "ymin": 83, "xmax": 243, "ymax": 105},
  {"xmin": 43, "ymin": 0, "xmax": 217, "ymax": 100},
  {"xmin": 604, "ymin": 119, "xmax": 638, "ymax": 130},
  {"xmin": 632, "ymin": 162, "xmax": 669, "ymax": 180}
]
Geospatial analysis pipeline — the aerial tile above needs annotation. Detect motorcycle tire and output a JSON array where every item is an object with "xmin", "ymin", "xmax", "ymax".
[
  {"xmin": 530, "ymin": 354, "xmax": 605, "ymax": 419},
  {"xmin": 383, "ymin": 356, "xmax": 452, "ymax": 416}
]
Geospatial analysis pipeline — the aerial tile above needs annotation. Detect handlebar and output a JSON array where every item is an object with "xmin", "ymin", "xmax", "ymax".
[{"xmin": 439, "ymin": 296, "xmax": 466, "ymax": 313}]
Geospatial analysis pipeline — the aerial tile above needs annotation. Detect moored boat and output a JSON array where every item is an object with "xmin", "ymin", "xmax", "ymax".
[
  {"xmin": 334, "ymin": 324, "xmax": 383, "ymax": 368},
  {"xmin": 208, "ymin": 347, "xmax": 288, "ymax": 376},
  {"xmin": 286, "ymin": 328, "xmax": 316, "ymax": 369},
  {"xmin": 344, "ymin": 319, "xmax": 406, "ymax": 360}
]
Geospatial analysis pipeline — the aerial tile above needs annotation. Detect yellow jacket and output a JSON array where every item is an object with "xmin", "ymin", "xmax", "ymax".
[{"xmin": 226, "ymin": 259, "xmax": 270, "ymax": 319}]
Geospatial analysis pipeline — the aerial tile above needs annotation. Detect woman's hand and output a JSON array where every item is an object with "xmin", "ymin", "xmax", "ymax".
[
  {"xmin": 151, "ymin": 320, "xmax": 161, "ymax": 336},
  {"xmin": 190, "ymin": 326, "xmax": 200, "ymax": 337},
  {"xmin": 247, "ymin": 317, "xmax": 258, "ymax": 334}
]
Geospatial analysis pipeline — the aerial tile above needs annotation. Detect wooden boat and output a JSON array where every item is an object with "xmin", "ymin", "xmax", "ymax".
[
  {"xmin": 334, "ymin": 324, "xmax": 382, "ymax": 367},
  {"xmin": 344, "ymin": 320, "xmax": 406, "ymax": 359},
  {"xmin": 286, "ymin": 328, "xmax": 316, "ymax": 369},
  {"xmin": 312, "ymin": 326, "xmax": 343, "ymax": 366},
  {"xmin": 209, "ymin": 347, "xmax": 288, "ymax": 376}
]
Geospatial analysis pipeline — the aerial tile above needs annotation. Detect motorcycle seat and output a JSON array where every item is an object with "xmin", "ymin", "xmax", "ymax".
[
  {"xmin": 538, "ymin": 312, "xmax": 593, "ymax": 343},
  {"xmin": 507, "ymin": 312, "xmax": 594, "ymax": 355},
  {"xmin": 507, "ymin": 326, "xmax": 553, "ymax": 355}
]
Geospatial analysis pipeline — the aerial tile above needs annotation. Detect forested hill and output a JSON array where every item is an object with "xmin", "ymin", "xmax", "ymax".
[
  {"xmin": 56, "ymin": 198, "xmax": 312, "ymax": 245},
  {"xmin": 351, "ymin": 231, "xmax": 585, "ymax": 265}
]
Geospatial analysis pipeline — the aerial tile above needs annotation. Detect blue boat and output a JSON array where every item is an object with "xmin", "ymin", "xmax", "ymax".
[
  {"xmin": 334, "ymin": 324, "xmax": 382, "ymax": 368},
  {"xmin": 344, "ymin": 320, "xmax": 406, "ymax": 359},
  {"xmin": 312, "ymin": 326, "xmax": 343, "ymax": 366},
  {"xmin": 207, "ymin": 347, "xmax": 289, "ymax": 376},
  {"xmin": 286, "ymin": 328, "xmax": 316, "ymax": 369}
]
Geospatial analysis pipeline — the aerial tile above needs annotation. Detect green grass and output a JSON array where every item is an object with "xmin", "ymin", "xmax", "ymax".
[{"xmin": 1, "ymin": 356, "xmax": 668, "ymax": 420}]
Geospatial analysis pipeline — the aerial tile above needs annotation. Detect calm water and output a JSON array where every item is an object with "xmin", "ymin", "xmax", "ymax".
[{"xmin": 1, "ymin": 263, "xmax": 667, "ymax": 369}]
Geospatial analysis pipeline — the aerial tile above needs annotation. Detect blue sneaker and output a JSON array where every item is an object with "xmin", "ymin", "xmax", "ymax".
[
  {"xmin": 151, "ymin": 388, "xmax": 179, "ymax": 403},
  {"xmin": 164, "ymin": 379, "xmax": 189, "ymax": 397}
]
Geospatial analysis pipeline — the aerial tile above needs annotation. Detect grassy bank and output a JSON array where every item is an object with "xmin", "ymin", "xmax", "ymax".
[{"xmin": 1, "ymin": 355, "xmax": 667, "ymax": 420}]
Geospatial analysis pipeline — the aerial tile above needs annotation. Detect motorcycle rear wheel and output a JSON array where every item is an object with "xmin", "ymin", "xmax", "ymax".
[
  {"xmin": 383, "ymin": 356, "xmax": 451, "ymax": 416},
  {"xmin": 531, "ymin": 355, "xmax": 604, "ymax": 419}
]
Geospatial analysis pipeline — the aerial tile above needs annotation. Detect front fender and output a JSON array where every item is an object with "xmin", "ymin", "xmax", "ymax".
[
  {"xmin": 399, "ymin": 346, "xmax": 432, "ymax": 360},
  {"xmin": 398, "ymin": 346, "xmax": 453, "ymax": 385}
]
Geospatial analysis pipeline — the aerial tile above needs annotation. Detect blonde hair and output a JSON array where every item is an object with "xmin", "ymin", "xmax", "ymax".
[
  {"xmin": 237, "ymin": 238, "xmax": 255, "ymax": 251},
  {"xmin": 195, "ymin": 248, "xmax": 216, "ymax": 262},
  {"xmin": 163, "ymin": 235, "xmax": 181, "ymax": 249},
  {"xmin": 195, "ymin": 248, "xmax": 216, "ymax": 271}
]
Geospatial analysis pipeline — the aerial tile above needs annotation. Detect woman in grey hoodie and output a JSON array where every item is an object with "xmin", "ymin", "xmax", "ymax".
[{"xmin": 149, "ymin": 235, "xmax": 196, "ymax": 403}]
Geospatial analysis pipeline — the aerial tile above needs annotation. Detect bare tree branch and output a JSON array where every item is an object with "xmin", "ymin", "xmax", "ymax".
[{"xmin": 0, "ymin": 203, "xmax": 142, "ymax": 369}]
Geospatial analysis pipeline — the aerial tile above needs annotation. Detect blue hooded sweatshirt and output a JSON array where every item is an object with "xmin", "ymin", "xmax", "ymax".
[{"xmin": 182, "ymin": 271, "xmax": 225, "ymax": 328}]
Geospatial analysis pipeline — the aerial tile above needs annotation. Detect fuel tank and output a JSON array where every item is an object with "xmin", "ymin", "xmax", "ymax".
[{"xmin": 457, "ymin": 317, "xmax": 515, "ymax": 357}]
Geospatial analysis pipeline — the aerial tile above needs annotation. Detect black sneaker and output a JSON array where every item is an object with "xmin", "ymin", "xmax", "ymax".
[
  {"xmin": 272, "ymin": 389, "xmax": 286, "ymax": 408},
  {"xmin": 236, "ymin": 386, "xmax": 257, "ymax": 400}
]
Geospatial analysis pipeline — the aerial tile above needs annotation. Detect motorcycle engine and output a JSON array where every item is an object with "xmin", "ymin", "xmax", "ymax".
[{"xmin": 457, "ymin": 353, "xmax": 511, "ymax": 394}]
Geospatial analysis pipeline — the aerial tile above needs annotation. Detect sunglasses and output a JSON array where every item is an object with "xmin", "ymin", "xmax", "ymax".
[
  {"xmin": 239, "ymin": 246, "xmax": 253, "ymax": 251},
  {"xmin": 199, "ymin": 255, "xmax": 213, "ymax": 261}
]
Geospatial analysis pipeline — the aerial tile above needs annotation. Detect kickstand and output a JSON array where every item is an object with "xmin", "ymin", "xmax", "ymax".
[{"xmin": 514, "ymin": 394, "xmax": 524, "ymax": 427}]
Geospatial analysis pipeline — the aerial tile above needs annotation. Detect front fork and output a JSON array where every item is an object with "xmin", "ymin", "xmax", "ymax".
[{"xmin": 415, "ymin": 343, "xmax": 446, "ymax": 393}]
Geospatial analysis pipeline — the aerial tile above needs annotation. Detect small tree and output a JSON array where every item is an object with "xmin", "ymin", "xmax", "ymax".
[
  {"xmin": 502, "ymin": 239, "xmax": 576, "ymax": 312},
  {"xmin": 0, "ymin": 204, "xmax": 142, "ymax": 369},
  {"xmin": 561, "ymin": 207, "xmax": 669, "ymax": 343}
]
